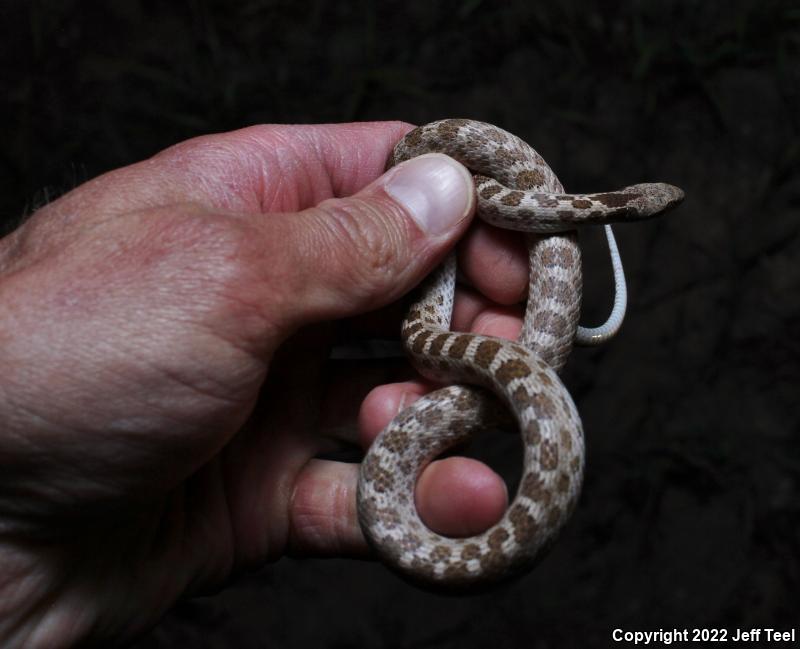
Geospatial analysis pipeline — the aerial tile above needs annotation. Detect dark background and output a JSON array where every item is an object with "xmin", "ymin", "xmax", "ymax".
[{"xmin": 2, "ymin": 1, "xmax": 798, "ymax": 647}]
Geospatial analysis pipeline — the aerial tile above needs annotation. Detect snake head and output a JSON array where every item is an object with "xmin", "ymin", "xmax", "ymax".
[{"xmin": 623, "ymin": 182, "xmax": 685, "ymax": 217}]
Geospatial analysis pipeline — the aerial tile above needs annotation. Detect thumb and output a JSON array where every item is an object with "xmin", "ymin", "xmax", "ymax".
[{"xmin": 264, "ymin": 153, "xmax": 475, "ymax": 333}]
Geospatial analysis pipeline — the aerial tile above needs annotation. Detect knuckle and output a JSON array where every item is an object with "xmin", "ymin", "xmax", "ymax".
[
  {"xmin": 289, "ymin": 468, "xmax": 358, "ymax": 555},
  {"xmin": 316, "ymin": 198, "xmax": 408, "ymax": 297}
]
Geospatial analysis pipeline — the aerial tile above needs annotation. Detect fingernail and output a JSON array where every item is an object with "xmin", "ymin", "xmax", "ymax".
[{"xmin": 382, "ymin": 153, "xmax": 474, "ymax": 236}]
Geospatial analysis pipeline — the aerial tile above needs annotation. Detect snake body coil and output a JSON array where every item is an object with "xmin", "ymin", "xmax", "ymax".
[{"xmin": 357, "ymin": 119, "xmax": 683, "ymax": 588}]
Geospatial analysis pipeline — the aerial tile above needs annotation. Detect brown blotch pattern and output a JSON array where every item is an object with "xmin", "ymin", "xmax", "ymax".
[
  {"xmin": 461, "ymin": 543, "xmax": 482, "ymax": 561},
  {"xmin": 435, "ymin": 120, "xmax": 468, "ymax": 143},
  {"xmin": 559, "ymin": 426, "xmax": 573, "ymax": 453},
  {"xmin": 571, "ymin": 198, "xmax": 593, "ymax": 209},
  {"xmin": 515, "ymin": 169, "xmax": 545, "ymax": 189},
  {"xmin": 397, "ymin": 458, "xmax": 415, "ymax": 475},
  {"xmin": 479, "ymin": 550, "xmax": 505, "ymax": 571},
  {"xmin": 382, "ymin": 429, "xmax": 411, "ymax": 454},
  {"xmin": 593, "ymin": 191, "xmax": 635, "ymax": 208},
  {"xmin": 495, "ymin": 358, "xmax": 533, "ymax": 386},
  {"xmin": 539, "ymin": 246, "xmax": 575, "ymax": 268},
  {"xmin": 403, "ymin": 127, "xmax": 424, "ymax": 149},
  {"xmin": 532, "ymin": 392, "xmax": 557, "ymax": 419},
  {"xmin": 500, "ymin": 190, "xmax": 525, "ymax": 207},
  {"xmin": 494, "ymin": 147, "xmax": 519, "ymax": 165},
  {"xmin": 540, "ymin": 276, "xmax": 575, "ymax": 304},
  {"xmin": 512, "ymin": 385, "xmax": 535, "ymax": 409},
  {"xmin": 525, "ymin": 419, "xmax": 542, "ymax": 445},
  {"xmin": 400, "ymin": 533, "xmax": 422, "ymax": 552},
  {"xmin": 411, "ymin": 329, "xmax": 434, "ymax": 354},
  {"xmin": 369, "ymin": 465, "xmax": 395, "ymax": 493},
  {"xmin": 428, "ymin": 333, "xmax": 451, "ymax": 356},
  {"xmin": 475, "ymin": 339, "xmax": 502, "ymax": 368},
  {"xmin": 417, "ymin": 405, "xmax": 445, "ymax": 429},
  {"xmin": 520, "ymin": 472, "xmax": 549, "ymax": 502},
  {"xmin": 487, "ymin": 527, "xmax": 510, "ymax": 551},
  {"xmin": 509, "ymin": 503, "xmax": 540, "ymax": 543},
  {"xmin": 480, "ymin": 182, "xmax": 503, "ymax": 200},
  {"xmin": 540, "ymin": 439, "xmax": 559, "ymax": 470},
  {"xmin": 429, "ymin": 545, "xmax": 452, "ymax": 562},
  {"xmin": 533, "ymin": 310, "xmax": 568, "ymax": 337},
  {"xmin": 402, "ymin": 321, "xmax": 423, "ymax": 339},
  {"xmin": 447, "ymin": 334, "xmax": 473, "ymax": 359},
  {"xmin": 556, "ymin": 471, "xmax": 571, "ymax": 493},
  {"xmin": 377, "ymin": 506, "xmax": 403, "ymax": 529},
  {"xmin": 454, "ymin": 388, "xmax": 481, "ymax": 411},
  {"xmin": 538, "ymin": 196, "xmax": 560, "ymax": 208},
  {"xmin": 485, "ymin": 127, "xmax": 506, "ymax": 143}
]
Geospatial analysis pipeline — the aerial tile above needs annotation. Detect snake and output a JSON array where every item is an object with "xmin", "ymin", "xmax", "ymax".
[{"xmin": 356, "ymin": 119, "xmax": 683, "ymax": 588}]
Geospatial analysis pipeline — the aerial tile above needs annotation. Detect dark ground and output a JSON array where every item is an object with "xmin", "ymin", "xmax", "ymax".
[{"xmin": 2, "ymin": 1, "xmax": 799, "ymax": 647}]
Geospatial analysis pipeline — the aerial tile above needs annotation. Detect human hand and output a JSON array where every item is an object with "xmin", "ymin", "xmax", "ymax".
[{"xmin": 0, "ymin": 122, "xmax": 531, "ymax": 646}]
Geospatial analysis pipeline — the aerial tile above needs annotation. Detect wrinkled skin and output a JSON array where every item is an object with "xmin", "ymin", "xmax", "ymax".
[{"xmin": 0, "ymin": 123, "xmax": 531, "ymax": 646}]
